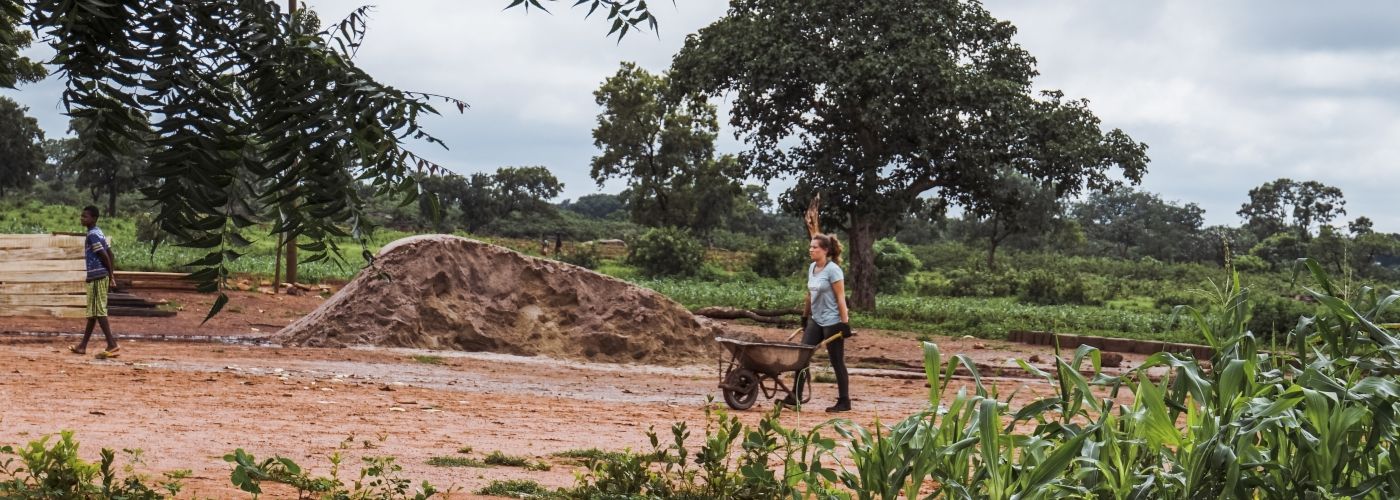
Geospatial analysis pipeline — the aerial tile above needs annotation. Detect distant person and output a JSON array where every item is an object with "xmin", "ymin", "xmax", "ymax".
[
  {"xmin": 782, "ymin": 233, "xmax": 852, "ymax": 412},
  {"xmin": 71, "ymin": 205, "xmax": 118, "ymax": 356}
]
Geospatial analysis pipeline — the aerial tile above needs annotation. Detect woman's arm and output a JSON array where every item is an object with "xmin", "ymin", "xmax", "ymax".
[
  {"xmin": 804, "ymin": 291, "xmax": 812, "ymax": 318},
  {"xmin": 832, "ymin": 280, "xmax": 849, "ymax": 324}
]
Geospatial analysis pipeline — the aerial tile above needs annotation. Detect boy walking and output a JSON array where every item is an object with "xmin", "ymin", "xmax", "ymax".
[{"xmin": 72, "ymin": 205, "xmax": 118, "ymax": 356}]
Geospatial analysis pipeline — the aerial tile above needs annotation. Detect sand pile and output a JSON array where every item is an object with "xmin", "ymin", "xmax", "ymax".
[{"xmin": 278, "ymin": 235, "xmax": 719, "ymax": 365}]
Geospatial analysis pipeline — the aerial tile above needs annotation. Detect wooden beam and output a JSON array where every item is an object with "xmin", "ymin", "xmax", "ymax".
[
  {"xmin": 0, "ymin": 235, "xmax": 85, "ymax": 249},
  {"xmin": 0, "ymin": 271, "xmax": 87, "ymax": 283},
  {"xmin": 0, "ymin": 294, "xmax": 87, "ymax": 307},
  {"xmin": 0, "ymin": 247, "xmax": 84, "ymax": 260},
  {"xmin": 115, "ymin": 271, "xmax": 191, "ymax": 280},
  {"xmin": 110, "ymin": 306, "xmax": 176, "ymax": 318},
  {"xmin": 0, "ymin": 305, "xmax": 86, "ymax": 318},
  {"xmin": 0, "ymin": 259, "xmax": 86, "ymax": 272},
  {"xmin": 804, "ymin": 194, "xmax": 822, "ymax": 238},
  {"xmin": 0, "ymin": 282, "xmax": 85, "ymax": 294}
]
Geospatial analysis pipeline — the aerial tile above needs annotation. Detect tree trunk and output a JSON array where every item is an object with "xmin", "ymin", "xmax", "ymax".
[
  {"xmin": 272, "ymin": 232, "xmax": 283, "ymax": 294},
  {"xmin": 987, "ymin": 239, "xmax": 999, "ymax": 270},
  {"xmin": 107, "ymin": 181, "xmax": 117, "ymax": 218},
  {"xmin": 846, "ymin": 218, "xmax": 878, "ymax": 311},
  {"xmin": 285, "ymin": 236, "xmax": 298, "ymax": 285}
]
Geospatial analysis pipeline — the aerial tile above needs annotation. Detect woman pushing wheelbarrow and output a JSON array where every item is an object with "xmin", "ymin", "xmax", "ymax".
[
  {"xmin": 715, "ymin": 233, "xmax": 853, "ymax": 413},
  {"xmin": 785, "ymin": 233, "xmax": 853, "ymax": 412}
]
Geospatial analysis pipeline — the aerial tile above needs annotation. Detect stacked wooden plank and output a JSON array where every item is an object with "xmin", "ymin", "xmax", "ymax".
[
  {"xmin": 113, "ymin": 271, "xmax": 199, "ymax": 291},
  {"xmin": 0, "ymin": 234, "xmax": 90, "ymax": 318},
  {"xmin": 0, "ymin": 234, "xmax": 177, "ymax": 318}
]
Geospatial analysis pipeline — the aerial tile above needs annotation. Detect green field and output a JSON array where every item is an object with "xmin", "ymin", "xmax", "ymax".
[{"xmin": 5, "ymin": 200, "xmax": 1376, "ymax": 343}]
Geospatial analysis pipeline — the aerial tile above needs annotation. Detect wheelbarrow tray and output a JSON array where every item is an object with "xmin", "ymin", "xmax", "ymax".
[{"xmin": 716, "ymin": 337, "xmax": 817, "ymax": 376}]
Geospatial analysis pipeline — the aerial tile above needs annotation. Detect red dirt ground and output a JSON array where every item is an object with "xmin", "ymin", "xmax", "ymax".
[{"xmin": 0, "ymin": 290, "xmax": 1146, "ymax": 498}]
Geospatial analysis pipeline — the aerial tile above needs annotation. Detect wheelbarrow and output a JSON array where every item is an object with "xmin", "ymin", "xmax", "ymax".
[{"xmin": 714, "ymin": 331, "xmax": 846, "ymax": 410}]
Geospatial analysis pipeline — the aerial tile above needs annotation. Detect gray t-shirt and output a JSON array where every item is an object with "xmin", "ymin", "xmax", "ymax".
[{"xmin": 807, "ymin": 261, "xmax": 845, "ymax": 327}]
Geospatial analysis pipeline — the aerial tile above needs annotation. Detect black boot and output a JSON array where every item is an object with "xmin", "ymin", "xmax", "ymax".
[
  {"xmin": 825, "ymin": 399, "xmax": 850, "ymax": 413},
  {"xmin": 777, "ymin": 394, "xmax": 800, "ymax": 410}
]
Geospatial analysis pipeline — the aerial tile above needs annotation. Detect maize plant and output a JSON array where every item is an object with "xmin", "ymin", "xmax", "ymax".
[{"xmin": 830, "ymin": 258, "xmax": 1400, "ymax": 499}]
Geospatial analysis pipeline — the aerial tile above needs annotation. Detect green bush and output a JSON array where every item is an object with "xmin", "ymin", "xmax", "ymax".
[
  {"xmin": 1232, "ymin": 254, "xmax": 1270, "ymax": 274},
  {"xmin": 1248, "ymin": 293, "xmax": 1316, "ymax": 339},
  {"xmin": 0, "ymin": 432, "xmax": 186, "ymax": 498},
  {"xmin": 1020, "ymin": 271, "xmax": 1107, "ymax": 306},
  {"xmin": 748, "ymin": 240, "xmax": 807, "ymax": 278},
  {"xmin": 558, "ymin": 243, "xmax": 601, "ymax": 269},
  {"xmin": 627, "ymin": 227, "xmax": 705, "ymax": 278},
  {"xmin": 873, "ymin": 238, "xmax": 921, "ymax": 293}
]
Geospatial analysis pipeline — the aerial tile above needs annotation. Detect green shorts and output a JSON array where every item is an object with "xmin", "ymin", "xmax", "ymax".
[{"xmin": 86, "ymin": 276, "xmax": 109, "ymax": 318}]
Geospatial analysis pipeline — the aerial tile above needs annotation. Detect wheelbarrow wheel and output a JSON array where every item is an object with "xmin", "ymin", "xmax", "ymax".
[{"xmin": 722, "ymin": 368, "xmax": 759, "ymax": 410}]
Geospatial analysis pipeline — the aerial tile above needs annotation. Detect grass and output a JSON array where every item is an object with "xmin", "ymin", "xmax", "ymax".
[
  {"xmin": 480, "ymin": 451, "xmax": 550, "ymax": 470},
  {"xmin": 456, "ymin": 446, "xmax": 472, "ymax": 454},
  {"xmin": 553, "ymin": 448, "xmax": 630, "ymax": 463},
  {"xmin": 425, "ymin": 456, "xmax": 485, "ymax": 468},
  {"xmin": 478, "ymin": 479, "xmax": 558, "ymax": 498},
  {"xmin": 411, "ymin": 355, "xmax": 446, "ymax": 365}
]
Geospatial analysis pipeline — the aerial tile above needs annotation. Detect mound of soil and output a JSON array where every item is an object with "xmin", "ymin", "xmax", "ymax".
[{"xmin": 278, "ymin": 235, "xmax": 719, "ymax": 365}]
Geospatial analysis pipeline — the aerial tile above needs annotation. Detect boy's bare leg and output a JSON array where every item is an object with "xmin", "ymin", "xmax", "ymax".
[
  {"xmin": 98, "ymin": 317, "xmax": 116, "ymax": 351},
  {"xmin": 74, "ymin": 318, "xmax": 97, "ymax": 353}
]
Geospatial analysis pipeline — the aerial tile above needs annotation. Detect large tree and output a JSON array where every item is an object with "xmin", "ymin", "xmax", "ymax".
[
  {"xmin": 670, "ymin": 0, "xmax": 1148, "ymax": 309},
  {"xmin": 590, "ymin": 61, "xmax": 744, "ymax": 235},
  {"xmin": 1074, "ymin": 186, "xmax": 1206, "ymax": 261},
  {"xmin": 59, "ymin": 118, "xmax": 149, "ymax": 216},
  {"xmin": 0, "ymin": 96, "xmax": 45, "ymax": 198},
  {"xmin": 962, "ymin": 172, "xmax": 1064, "ymax": 269},
  {"xmin": 1238, "ymin": 178, "xmax": 1346, "ymax": 241}
]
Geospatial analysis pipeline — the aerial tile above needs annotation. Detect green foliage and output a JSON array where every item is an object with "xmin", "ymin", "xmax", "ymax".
[
  {"xmin": 226, "ymin": 449, "xmax": 439, "ymax": 498},
  {"xmin": 872, "ymin": 238, "xmax": 920, "ymax": 293},
  {"xmin": 748, "ymin": 240, "xmax": 807, "ymax": 278},
  {"xmin": 0, "ymin": 96, "xmax": 45, "ymax": 199},
  {"xmin": 478, "ymin": 479, "xmax": 559, "ymax": 499},
  {"xmin": 565, "ymin": 405, "xmax": 843, "ymax": 499},
  {"xmin": 628, "ymin": 227, "xmax": 704, "ymax": 278},
  {"xmin": 672, "ymin": 0, "xmax": 1148, "ymax": 309},
  {"xmin": 558, "ymin": 243, "xmax": 602, "ymax": 269},
  {"xmin": 1073, "ymin": 185, "xmax": 1206, "ymax": 261},
  {"xmin": 0, "ymin": 200, "xmax": 406, "ymax": 283},
  {"xmin": 598, "ymin": 262, "xmax": 1400, "ymax": 497},
  {"xmin": 591, "ymin": 62, "xmax": 743, "ymax": 234},
  {"xmin": 0, "ymin": 2, "xmax": 45, "ymax": 89},
  {"xmin": 0, "ymin": 432, "xmax": 184, "ymax": 499},
  {"xmin": 1251, "ymin": 231, "xmax": 1305, "ymax": 268},
  {"xmin": 482, "ymin": 451, "xmax": 528, "ymax": 467},
  {"xmin": 1238, "ymin": 178, "xmax": 1347, "ymax": 240},
  {"xmin": 425, "ymin": 456, "xmax": 484, "ymax": 468},
  {"xmin": 1020, "ymin": 269, "xmax": 1101, "ymax": 306}
]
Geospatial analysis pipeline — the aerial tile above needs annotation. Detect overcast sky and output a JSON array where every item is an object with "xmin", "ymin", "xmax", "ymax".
[{"xmin": 6, "ymin": 1, "xmax": 1399, "ymax": 232}]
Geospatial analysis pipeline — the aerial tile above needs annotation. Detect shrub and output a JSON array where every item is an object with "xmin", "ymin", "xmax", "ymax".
[
  {"xmin": 1247, "ymin": 292, "xmax": 1315, "ymax": 340},
  {"xmin": 0, "ymin": 432, "xmax": 186, "ymax": 498},
  {"xmin": 1020, "ymin": 271, "xmax": 1106, "ymax": 306},
  {"xmin": 873, "ymin": 238, "xmax": 921, "ymax": 293},
  {"xmin": 627, "ymin": 227, "xmax": 704, "ymax": 277},
  {"xmin": 748, "ymin": 240, "xmax": 807, "ymax": 278},
  {"xmin": 479, "ymin": 479, "xmax": 557, "ymax": 498},
  {"xmin": 558, "ymin": 243, "xmax": 601, "ymax": 269},
  {"xmin": 1232, "ymin": 254, "xmax": 1270, "ymax": 274}
]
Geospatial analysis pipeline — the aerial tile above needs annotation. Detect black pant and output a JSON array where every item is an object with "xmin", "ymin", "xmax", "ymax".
[{"xmin": 794, "ymin": 321, "xmax": 850, "ymax": 402}]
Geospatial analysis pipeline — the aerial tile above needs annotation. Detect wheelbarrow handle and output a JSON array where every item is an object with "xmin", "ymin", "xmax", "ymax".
[{"xmin": 816, "ymin": 332, "xmax": 845, "ymax": 349}]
